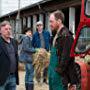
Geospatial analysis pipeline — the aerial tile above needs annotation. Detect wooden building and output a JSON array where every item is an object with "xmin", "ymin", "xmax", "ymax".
[{"xmin": 0, "ymin": 0, "xmax": 81, "ymax": 37}]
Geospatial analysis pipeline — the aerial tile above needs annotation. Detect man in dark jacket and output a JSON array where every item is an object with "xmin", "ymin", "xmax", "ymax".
[
  {"xmin": 0, "ymin": 21, "xmax": 19, "ymax": 90},
  {"xmin": 49, "ymin": 10, "xmax": 78, "ymax": 90}
]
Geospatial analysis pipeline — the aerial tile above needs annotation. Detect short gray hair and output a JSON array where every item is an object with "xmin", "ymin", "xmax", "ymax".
[{"xmin": 0, "ymin": 20, "xmax": 11, "ymax": 29}]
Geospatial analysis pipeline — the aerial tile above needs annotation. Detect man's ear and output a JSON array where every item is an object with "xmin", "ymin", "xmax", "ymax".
[{"xmin": 57, "ymin": 19, "xmax": 62, "ymax": 24}]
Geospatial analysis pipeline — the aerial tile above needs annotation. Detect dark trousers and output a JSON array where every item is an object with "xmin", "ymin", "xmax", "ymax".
[
  {"xmin": 0, "ymin": 74, "xmax": 16, "ymax": 90},
  {"xmin": 43, "ymin": 67, "xmax": 48, "ymax": 83},
  {"xmin": 25, "ymin": 83, "xmax": 34, "ymax": 90}
]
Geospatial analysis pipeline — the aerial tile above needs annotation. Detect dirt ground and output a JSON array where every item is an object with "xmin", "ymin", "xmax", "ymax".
[{"xmin": 17, "ymin": 71, "xmax": 49, "ymax": 90}]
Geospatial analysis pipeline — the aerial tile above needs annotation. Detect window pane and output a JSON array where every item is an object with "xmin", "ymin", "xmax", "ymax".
[
  {"xmin": 85, "ymin": 0, "xmax": 90, "ymax": 15},
  {"xmin": 75, "ymin": 27, "xmax": 90, "ymax": 53}
]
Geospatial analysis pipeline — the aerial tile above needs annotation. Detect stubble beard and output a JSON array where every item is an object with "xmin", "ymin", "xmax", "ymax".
[{"xmin": 51, "ymin": 25, "xmax": 59, "ymax": 37}]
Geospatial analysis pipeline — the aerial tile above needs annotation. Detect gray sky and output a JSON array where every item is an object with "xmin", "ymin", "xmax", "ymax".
[{"xmin": 0, "ymin": 0, "xmax": 42, "ymax": 16}]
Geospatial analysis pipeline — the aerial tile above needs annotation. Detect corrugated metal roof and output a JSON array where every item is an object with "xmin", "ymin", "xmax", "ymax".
[{"xmin": 0, "ymin": 0, "xmax": 51, "ymax": 18}]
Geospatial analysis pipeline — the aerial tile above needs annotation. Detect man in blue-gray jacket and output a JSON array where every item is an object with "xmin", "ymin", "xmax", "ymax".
[
  {"xmin": 19, "ymin": 27, "xmax": 36, "ymax": 90},
  {"xmin": 32, "ymin": 21, "xmax": 50, "ymax": 84}
]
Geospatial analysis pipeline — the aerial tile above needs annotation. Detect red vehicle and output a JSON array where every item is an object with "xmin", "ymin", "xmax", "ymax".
[{"xmin": 70, "ymin": 0, "xmax": 90, "ymax": 90}]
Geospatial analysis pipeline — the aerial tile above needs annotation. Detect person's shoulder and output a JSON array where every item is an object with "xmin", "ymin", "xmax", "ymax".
[
  {"xmin": 11, "ymin": 38, "xmax": 18, "ymax": 46},
  {"xmin": 61, "ymin": 26, "xmax": 73, "ymax": 37},
  {"xmin": 11, "ymin": 38, "xmax": 17, "ymax": 42},
  {"xmin": 23, "ymin": 35, "xmax": 28, "ymax": 38},
  {"xmin": 23, "ymin": 35, "xmax": 30, "ymax": 41},
  {"xmin": 33, "ymin": 31, "xmax": 39, "ymax": 36},
  {"xmin": 43, "ymin": 29, "xmax": 50, "ymax": 34}
]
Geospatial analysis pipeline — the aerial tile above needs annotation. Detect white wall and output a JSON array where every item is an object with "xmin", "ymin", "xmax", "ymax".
[
  {"xmin": 69, "ymin": 7, "xmax": 75, "ymax": 36},
  {"xmin": 0, "ymin": 0, "xmax": 42, "ymax": 17},
  {"xmin": 0, "ymin": 0, "xmax": 2, "ymax": 16}
]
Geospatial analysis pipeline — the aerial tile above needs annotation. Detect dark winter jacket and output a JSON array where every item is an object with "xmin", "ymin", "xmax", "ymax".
[
  {"xmin": 0, "ymin": 37, "xmax": 19, "ymax": 86},
  {"xmin": 52, "ymin": 26, "xmax": 80, "ymax": 86}
]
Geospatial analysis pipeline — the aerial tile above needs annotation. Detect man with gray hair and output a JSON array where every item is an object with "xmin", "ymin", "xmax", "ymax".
[
  {"xmin": 0, "ymin": 21, "xmax": 19, "ymax": 90},
  {"xmin": 32, "ymin": 20, "xmax": 50, "ymax": 84}
]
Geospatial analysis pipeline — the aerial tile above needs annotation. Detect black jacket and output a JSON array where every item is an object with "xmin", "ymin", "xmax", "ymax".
[
  {"xmin": 0, "ymin": 37, "xmax": 19, "ymax": 86},
  {"xmin": 53, "ymin": 27, "xmax": 80, "ymax": 85}
]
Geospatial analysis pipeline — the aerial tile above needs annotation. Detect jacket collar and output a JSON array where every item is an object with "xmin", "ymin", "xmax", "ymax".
[{"xmin": 0, "ymin": 36, "xmax": 10, "ymax": 58}]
